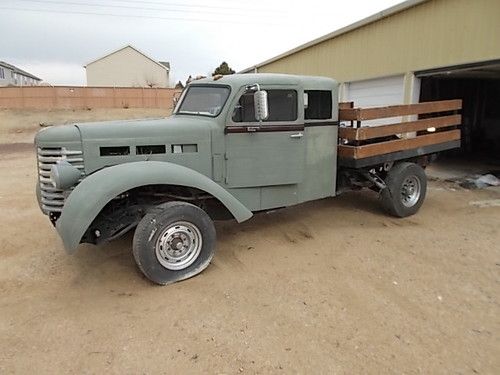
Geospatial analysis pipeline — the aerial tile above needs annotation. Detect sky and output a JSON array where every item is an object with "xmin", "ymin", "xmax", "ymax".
[{"xmin": 1, "ymin": 0, "xmax": 403, "ymax": 86}]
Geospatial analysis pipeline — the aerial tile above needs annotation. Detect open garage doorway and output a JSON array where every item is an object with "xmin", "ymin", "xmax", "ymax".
[
  {"xmin": 417, "ymin": 60, "xmax": 500, "ymax": 183},
  {"xmin": 418, "ymin": 60, "xmax": 500, "ymax": 158}
]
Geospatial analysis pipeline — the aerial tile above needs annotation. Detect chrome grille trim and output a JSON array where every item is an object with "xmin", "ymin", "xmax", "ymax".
[{"xmin": 37, "ymin": 147, "xmax": 84, "ymax": 214}]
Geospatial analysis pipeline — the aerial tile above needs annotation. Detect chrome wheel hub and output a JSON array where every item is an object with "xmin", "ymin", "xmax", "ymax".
[
  {"xmin": 400, "ymin": 175, "xmax": 421, "ymax": 207},
  {"xmin": 155, "ymin": 221, "xmax": 202, "ymax": 270}
]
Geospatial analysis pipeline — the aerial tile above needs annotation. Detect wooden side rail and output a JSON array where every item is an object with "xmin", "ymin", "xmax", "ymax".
[
  {"xmin": 338, "ymin": 114, "xmax": 461, "ymax": 141},
  {"xmin": 337, "ymin": 99, "xmax": 462, "ymax": 161},
  {"xmin": 339, "ymin": 101, "xmax": 354, "ymax": 110},
  {"xmin": 338, "ymin": 130, "xmax": 461, "ymax": 159},
  {"xmin": 339, "ymin": 99, "xmax": 462, "ymax": 121}
]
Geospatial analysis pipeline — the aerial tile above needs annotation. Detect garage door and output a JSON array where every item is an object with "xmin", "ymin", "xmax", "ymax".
[{"xmin": 346, "ymin": 75, "xmax": 405, "ymax": 126}]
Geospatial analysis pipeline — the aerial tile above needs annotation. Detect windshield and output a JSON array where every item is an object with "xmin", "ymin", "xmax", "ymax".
[{"xmin": 176, "ymin": 85, "xmax": 230, "ymax": 117}]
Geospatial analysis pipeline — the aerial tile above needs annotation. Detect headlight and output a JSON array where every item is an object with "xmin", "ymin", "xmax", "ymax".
[{"xmin": 50, "ymin": 161, "xmax": 81, "ymax": 190}]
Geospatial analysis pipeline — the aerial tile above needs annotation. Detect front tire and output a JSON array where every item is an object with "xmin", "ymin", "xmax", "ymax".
[
  {"xmin": 133, "ymin": 201, "xmax": 216, "ymax": 285},
  {"xmin": 381, "ymin": 162, "xmax": 427, "ymax": 218}
]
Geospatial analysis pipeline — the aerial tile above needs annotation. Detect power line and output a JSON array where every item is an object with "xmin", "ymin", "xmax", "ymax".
[
  {"xmin": 104, "ymin": 0, "xmax": 270, "ymax": 6},
  {"xmin": 1, "ymin": 6, "xmax": 284, "ymax": 25},
  {"xmin": 16, "ymin": 0, "xmax": 281, "ymax": 14},
  {"xmin": 17, "ymin": 0, "xmax": 255, "ymax": 17},
  {"xmin": 102, "ymin": 0, "xmax": 279, "ymax": 13}
]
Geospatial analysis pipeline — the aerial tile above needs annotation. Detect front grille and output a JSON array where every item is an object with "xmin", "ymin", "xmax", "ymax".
[{"xmin": 37, "ymin": 147, "xmax": 84, "ymax": 213}]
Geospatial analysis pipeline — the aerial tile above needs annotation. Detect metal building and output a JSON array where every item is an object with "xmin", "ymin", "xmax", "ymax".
[{"xmin": 242, "ymin": 0, "xmax": 500, "ymax": 156}]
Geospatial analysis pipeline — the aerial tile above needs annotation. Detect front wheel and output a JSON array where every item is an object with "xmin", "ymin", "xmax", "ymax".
[
  {"xmin": 380, "ymin": 162, "xmax": 427, "ymax": 218},
  {"xmin": 133, "ymin": 201, "xmax": 216, "ymax": 285}
]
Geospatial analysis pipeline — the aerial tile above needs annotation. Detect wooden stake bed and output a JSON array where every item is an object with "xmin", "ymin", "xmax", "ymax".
[{"xmin": 337, "ymin": 99, "xmax": 462, "ymax": 168}]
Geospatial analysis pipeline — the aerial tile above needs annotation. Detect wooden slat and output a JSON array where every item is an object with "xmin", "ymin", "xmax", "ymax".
[
  {"xmin": 339, "ymin": 99, "xmax": 462, "ymax": 121},
  {"xmin": 338, "ymin": 114, "xmax": 461, "ymax": 141},
  {"xmin": 338, "ymin": 129, "xmax": 461, "ymax": 159},
  {"xmin": 339, "ymin": 101, "xmax": 354, "ymax": 109},
  {"xmin": 337, "ymin": 144, "xmax": 356, "ymax": 158}
]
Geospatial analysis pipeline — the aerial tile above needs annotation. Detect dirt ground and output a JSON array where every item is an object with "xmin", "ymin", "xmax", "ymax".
[{"xmin": 0, "ymin": 111, "xmax": 499, "ymax": 374}]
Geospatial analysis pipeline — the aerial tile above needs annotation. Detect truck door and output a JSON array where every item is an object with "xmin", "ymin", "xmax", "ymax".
[{"xmin": 225, "ymin": 87, "xmax": 305, "ymax": 188}]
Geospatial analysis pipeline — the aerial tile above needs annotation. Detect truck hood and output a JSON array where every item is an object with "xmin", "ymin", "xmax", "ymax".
[
  {"xmin": 73, "ymin": 115, "xmax": 216, "ymax": 175},
  {"xmin": 75, "ymin": 115, "xmax": 215, "ymax": 141}
]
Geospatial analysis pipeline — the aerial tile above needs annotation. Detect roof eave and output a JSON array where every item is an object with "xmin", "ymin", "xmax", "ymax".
[
  {"xmin": 0, "ymin": 61, "xmax": 42, "ymax": 80},
  {"xmin": 85, "ymin": 44, "xmax": 169, "ymax": 72}
]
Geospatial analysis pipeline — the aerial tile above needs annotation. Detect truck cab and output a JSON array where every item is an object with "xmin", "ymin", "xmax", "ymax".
[{"xmin": 178, "ymin": 74, "xmax": 340, "ymax": 212}]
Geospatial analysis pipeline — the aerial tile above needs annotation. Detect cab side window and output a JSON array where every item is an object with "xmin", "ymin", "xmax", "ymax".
[
  {"xmin": 305, "ymin": 90, "xmax": 332, "ymax": 120},
  {"xmin": 232, "ymin": 90, "xmax": 297, "ymax": 123}
]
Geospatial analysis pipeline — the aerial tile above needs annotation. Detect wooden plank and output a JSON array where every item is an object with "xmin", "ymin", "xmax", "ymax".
[
  {"xmin": 339, "ymin": 99, "xmax": 462, "ymax": 121},
  {"xmin": 339, "ymin": 101, "xmax": 354, "ymax": 109},
  {"xmin": 338, "ymin": 144, "xmax": 356, "ymax": 158},
  {"xmin": 338, "ymin": 114, "xmax": 461, "ymax": 141},
  {"xmin": 338, "ymin": 130, "xmax": 461, "ymax": 159}
]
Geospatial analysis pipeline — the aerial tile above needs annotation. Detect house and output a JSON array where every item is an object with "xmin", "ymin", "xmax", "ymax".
[
  {"xmin": 242, "ymin": 0, "xmax": 500, "ymax": 157},
  {"xmin": 85, "ymin": 45, "xmax": 170, "ymax": 88},
  {"xmin": 0, "ymin": 61, "xmax": 42, "ymax": 86}
]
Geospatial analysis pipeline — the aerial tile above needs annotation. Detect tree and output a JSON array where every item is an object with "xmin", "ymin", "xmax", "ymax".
[
  {"xmin": 212, "ymin": 61, "xmax": 235, "ymax": 76},
  {"xmin": 144, "ymin": 75, "xmax": 160, "ymax": 88}
]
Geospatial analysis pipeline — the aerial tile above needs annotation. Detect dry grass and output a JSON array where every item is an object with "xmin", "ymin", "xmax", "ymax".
[{"xmin": 0, "ymin": 108, "xmax": 171, "ymax": 144}]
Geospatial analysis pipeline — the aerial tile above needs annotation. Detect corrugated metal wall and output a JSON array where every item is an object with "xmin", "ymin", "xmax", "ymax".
[{"xmin": 256, "ymin": 0, "xmax": 500, "ymax": 82}]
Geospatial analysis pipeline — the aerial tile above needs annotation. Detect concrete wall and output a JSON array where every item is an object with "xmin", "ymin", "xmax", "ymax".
[
  {"xmin": 255, "ymin": 0, "xmax": 500, "ymax": 82},
  {"xmin": 0, "ymin": 86, "xmax": 180, "ymax": 110},
  {"xmin": 86, "ymin": 47, "xmax": 169, "ymax": 88}
]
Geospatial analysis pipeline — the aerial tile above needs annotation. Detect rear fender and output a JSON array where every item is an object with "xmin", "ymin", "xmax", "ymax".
[{"xmin": 56, "ymin": 161, "xmax": 253, "ymax": 253}]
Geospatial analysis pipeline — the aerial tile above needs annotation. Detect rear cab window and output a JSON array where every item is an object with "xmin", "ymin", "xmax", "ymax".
[{"xmin": 304, "ymin": 90, "xmax": 333, "ymax": 120}]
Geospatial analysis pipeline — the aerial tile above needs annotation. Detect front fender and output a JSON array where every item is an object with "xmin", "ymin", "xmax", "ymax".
[{"xmin": 56, "ymin": 161, "xmax": 253, "ymax": 254}]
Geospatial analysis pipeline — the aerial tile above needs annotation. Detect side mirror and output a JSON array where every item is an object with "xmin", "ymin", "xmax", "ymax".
[{"xmin": 254, "ymin": 90, "xmax": 269, "ymax": 121}]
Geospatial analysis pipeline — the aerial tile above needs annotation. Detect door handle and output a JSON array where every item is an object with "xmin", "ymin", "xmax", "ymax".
[{"xmin": 290, "ymin": 132, "xmax": 303, "ymax": 138}]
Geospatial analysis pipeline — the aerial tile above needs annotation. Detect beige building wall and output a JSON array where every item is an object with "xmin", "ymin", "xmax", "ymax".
[
  {"xmin": 255, "ymin": 0, "xmax": 500, "ymax": 83},
  {"xmin": 86, "ymin": 46, "xmax": 169, "ymax": 87}
]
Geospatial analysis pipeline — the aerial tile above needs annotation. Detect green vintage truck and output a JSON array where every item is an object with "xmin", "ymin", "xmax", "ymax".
[{"xmin": 35, "ymin": 73, "xmax": 461, "ymax": 284}]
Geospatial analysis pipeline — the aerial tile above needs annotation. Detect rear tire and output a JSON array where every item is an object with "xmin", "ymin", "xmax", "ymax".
[
  {"xmin": 133, "ymin": 201, "xmax": 216, "ymax": 285},
  {"xmin": 381, "ymin": 162, "xmax": 427, "ymax": 218}
]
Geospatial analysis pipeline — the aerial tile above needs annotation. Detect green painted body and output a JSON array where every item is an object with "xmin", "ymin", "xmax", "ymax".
[
  {"xmin": 34, "ymin": 73, "xmax": 339, "ymax": 253},
  {"xmin": 57, "ymin": 161, "xmax": 253, "ymax": 253}
]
